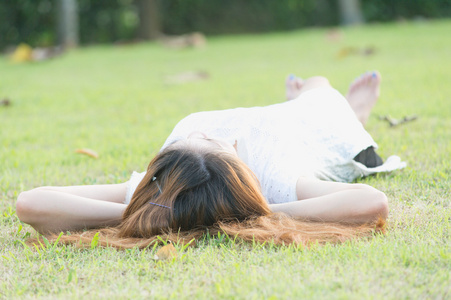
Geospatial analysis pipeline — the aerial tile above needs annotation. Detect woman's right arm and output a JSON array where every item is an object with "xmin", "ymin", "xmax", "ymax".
[{"xmin": 16, "ymin": 183, "xmax": 128, "ymax": 234}]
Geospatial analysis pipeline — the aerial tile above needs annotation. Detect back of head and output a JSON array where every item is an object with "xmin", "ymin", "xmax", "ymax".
[{"xmin": 120, "ymin": 146, "xmax": 270, "ymax": 238}]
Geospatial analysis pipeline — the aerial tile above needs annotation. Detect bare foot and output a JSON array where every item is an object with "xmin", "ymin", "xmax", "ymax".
[
  {"xmin": 285, "ymin": 74, "xmax": 304, "ymax": 100},
  {"xmin": 346, "ymin": 71, "xmax": 381, "ymax": 125}
]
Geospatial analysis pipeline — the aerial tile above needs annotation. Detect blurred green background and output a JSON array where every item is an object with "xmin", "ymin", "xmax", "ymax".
[{"xmin": 1, "ymin": 0, "xmax": 451, "ymax": 50}]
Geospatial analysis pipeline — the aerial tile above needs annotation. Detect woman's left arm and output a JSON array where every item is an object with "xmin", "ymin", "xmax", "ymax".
[{"xmin": 269, "ymin": 177, "xmax": 388, "ymax": 224}]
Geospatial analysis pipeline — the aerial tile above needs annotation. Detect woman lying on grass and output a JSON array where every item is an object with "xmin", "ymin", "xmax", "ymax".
[{"xmin": 16, "ymin": 71, "xmax": 405, "ymax": 248}]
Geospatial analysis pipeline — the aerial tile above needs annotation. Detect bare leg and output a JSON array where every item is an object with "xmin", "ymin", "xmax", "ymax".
[{"xmin": 346, "ymin": 71, "xmax": 381, "ymax": 126}]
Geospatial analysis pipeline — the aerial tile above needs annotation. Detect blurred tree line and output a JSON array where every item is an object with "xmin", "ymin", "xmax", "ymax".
[{"xmin": 1, "ymin": 0, "xmax": 450, "ymax": 50}]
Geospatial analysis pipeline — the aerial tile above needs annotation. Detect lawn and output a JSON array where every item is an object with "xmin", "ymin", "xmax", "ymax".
[{"xmin": 1, "ymin": 20, "xmax": 450, "ymax": 298}]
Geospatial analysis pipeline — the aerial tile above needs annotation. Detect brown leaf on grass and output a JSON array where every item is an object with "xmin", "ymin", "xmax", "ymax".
[
  {"xmin": 165, "ymin": 71, "xmax": 210, "ymax": 85},
  {"xmin": 379, "ymin": 115, "xmax": 418, "ymax": 127},
  {"xmin": 362, "ymin": 46, "xmax": 377, "ymax": 56},
  {"xmin": 0, "ymin": 98, "xmax": 11, "ymax": 106},
  {"xmin": 154, "ymin": 241, "xmax": 177, "ymax": 261},
  {"xmin": 337, "ymin": 47, "xmax": 358, "ymax": 59},
  {"xmin": 10, "ymin": 43, "xmax": 64, "ymax": 63},
  {"xmin": 31, "ymin": 46, "xmax": 64, "ymax": 61},
  {"xmin": 325, "ymin": 29, "xmax": 343, "ymax": 42},
  {"xmin": 336, "ymin": 46, "xmax": 377, "ymax": 59},
  {"xmin": 159, "ymin": 32, "xmax": 207, "ymax": 49},
  {"xmin": 75, "ymin": 148, "xmax": 99, "ymax": 159},
  {"xmin": 11, "ymin": 43, "xmax": 33, "ymax": 62}
]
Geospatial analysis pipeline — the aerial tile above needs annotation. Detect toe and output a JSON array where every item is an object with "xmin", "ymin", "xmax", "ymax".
[
  {"xmin": 286, "ymin": 74, "xmax": 303, "ymax": 90},
  {"xmin": 285, "ymin": 74, "xmax": 295, "ymax": 88},
  {"xmin": 369, "ymin": 71, "xmax": 381, "ymax": 85},
  {"xmin": 294, "ymin": 78, "xmax": 304, "ymax": 89},
  {"xmin": 285, "ymin": 74, "xmax": 303, "ymax": 100}
]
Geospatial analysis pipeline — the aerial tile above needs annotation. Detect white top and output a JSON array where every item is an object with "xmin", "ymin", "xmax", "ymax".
[{"xmin": 125, "ymin": 87, "xmax": 406, "ymax": 205}]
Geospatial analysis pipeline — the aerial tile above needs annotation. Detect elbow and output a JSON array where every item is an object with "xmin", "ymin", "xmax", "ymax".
[
  {"xmin": 367, "ymin": 189, "xmax": 389, "ymax": 221},
  {"xmin": 16, "ymin": 188, "xmax": 46, "ymax": 227},
  {"xmin": 16, "ymin": 190, "xmax": 36, "ymax": 225},
  {"xmin": 352, "ymin": 184, "xmax": 388, "ymax": 222}
]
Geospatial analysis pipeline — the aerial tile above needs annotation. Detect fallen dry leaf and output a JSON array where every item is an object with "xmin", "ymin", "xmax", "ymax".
[
  {"xmin": 11, "ymin": 43, "xmax": 33, "ymax": 62},
  {"xmin": 336, "ymin": 47, "xmax": 358, "ymax": 59},
  {"xmin": 336, "ymin": 46, "xmax": 377, "ymax": 59},
  {"xmin": 0, "ymin": 98, "xmax": 11, "ymax": 106},
  {"xmin": 10, "ymin": 43, "xmax": 64, "ymax": 63},
  {"xmin": 362, "ymin": 46, "xmax": 377, "ymax": 56},
  {"xmin": 31, "ymin": 46, "xmax": 64, "ymax": 61},
  {"xmin": 75, "ymin": 148, "xmax": 99, "ymax": 159},
  {"xmin": 159, "ymin": 32, "xmax": 207, "ymax": 49},
  {"xmin": 154, "ymin": 241, "xmax": 177, "ymax": 261},
  {"xmin": 378, "ymin": 115, "xmax": 418, "ymax": 127},
  {"xmin": 165, "ymin": 71, "xmax": 209, "ymax": 85},
  {"xmin": 326, "ymin": 29, "xmax": 343, "ymax": 42}
]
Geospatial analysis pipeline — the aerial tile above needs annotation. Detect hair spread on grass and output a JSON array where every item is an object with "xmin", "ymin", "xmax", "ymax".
[{"xmin": 42, "ymin": 145, "xmax": 386, "ymax": 249}]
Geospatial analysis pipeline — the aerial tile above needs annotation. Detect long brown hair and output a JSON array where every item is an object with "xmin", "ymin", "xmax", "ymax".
[{"xmin": 49, "ymin": 145, "xmax": 385, "ymax": 249}]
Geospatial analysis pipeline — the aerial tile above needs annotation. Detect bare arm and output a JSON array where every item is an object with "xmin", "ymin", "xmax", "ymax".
[
  {"xmin": 270, "ymin": 177, "xmax": 388, "ymax": 223},
  {"xmin": 31, "ymin": 183, "xmax": 129, "ymax": 203},
  {"xmin": 16, "ymin": 183, "xmax": 128, "ymax": 234}
]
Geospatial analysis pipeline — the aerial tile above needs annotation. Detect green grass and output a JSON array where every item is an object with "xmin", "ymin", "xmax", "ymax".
[{"xmin": 1, "ymin": 20, "xmax": 451, "ymax": 298}]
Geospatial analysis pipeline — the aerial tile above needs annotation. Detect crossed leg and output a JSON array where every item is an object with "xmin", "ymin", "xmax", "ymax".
[{"xmin": 285, "ymin": 71, "xmax": 381, "ymax": 126}]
